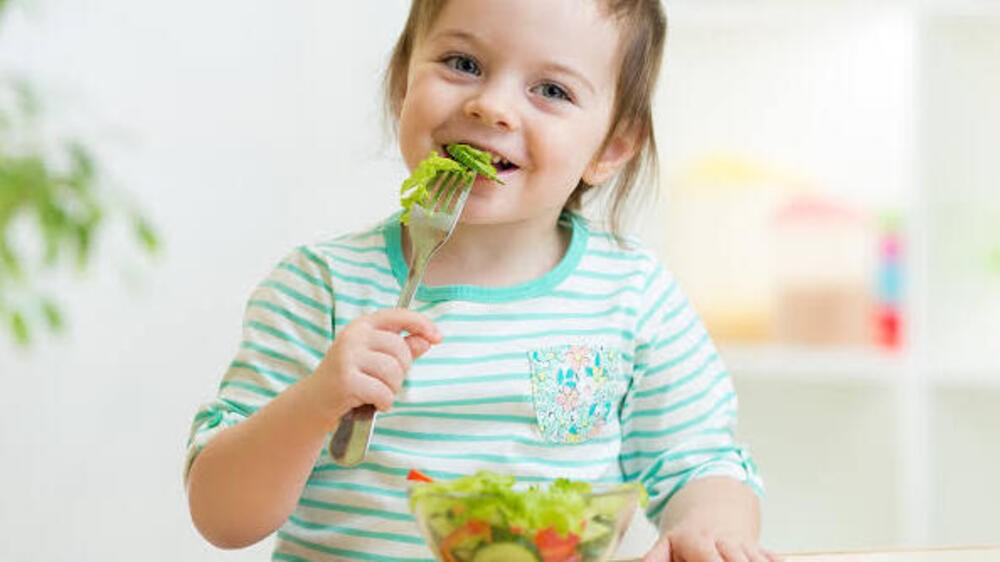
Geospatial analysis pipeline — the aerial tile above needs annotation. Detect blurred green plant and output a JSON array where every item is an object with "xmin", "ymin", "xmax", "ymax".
[{"xmin": 1, "ymin": 2, "xmax": 159, "ymax": 347}]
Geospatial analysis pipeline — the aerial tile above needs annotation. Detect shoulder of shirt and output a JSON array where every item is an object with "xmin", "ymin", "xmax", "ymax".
[
  {"xmin": 286, "ymin": 216, "xmax": 393, "ymax": 264},
  {"xmin": 577, "ymin": 214, "xmax": 661, "ymax": 269}
]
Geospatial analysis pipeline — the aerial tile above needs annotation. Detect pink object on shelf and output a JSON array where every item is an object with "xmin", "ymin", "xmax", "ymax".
[{"xmin": 770, "ymin": 194, "xmax": 876, "ymax": 347}]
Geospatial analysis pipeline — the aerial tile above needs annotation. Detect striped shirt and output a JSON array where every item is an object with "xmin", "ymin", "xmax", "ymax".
[{"xmin": 185, "ymin": 212, "xmax": 763, "ymax": 561}]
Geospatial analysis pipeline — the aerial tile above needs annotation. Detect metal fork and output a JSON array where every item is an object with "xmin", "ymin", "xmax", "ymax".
[{"xmin": 328, "ymin": 170, "xmax": 474, "ymax": 466}]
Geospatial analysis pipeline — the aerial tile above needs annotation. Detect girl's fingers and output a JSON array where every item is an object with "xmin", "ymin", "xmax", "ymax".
[
  {"xmin": 763, "ymin": 548, "xmax": 784, "ymax": 562},
  {"xmin": 716, "ymin": 540, "xmax": 748, "ymax": 562},
  {"xmin": 359, "ymin": 351, "xmax": 406, "ymax": 393},
  {"xmin": 368, "ymin": 308, "xmax": 442, "ymax": 343},
  {"xmin": 755, "ymin": 546, "xmax": 769, "ymax": 562},
  {"xmin": 690, "ymin": 538, "xmax": 725, "ymax": 562},
  {"xmin": 367, "ymin": 330, "xmax": 415, "ymax": 372},
  {"xmin": 642, "ymin": 537, "xmax": 671, "ymax": 562},
  {"xmin": 405, "ymin": 334, "xmax": 432, "ymax": 359},
  {"xmin": 354, "ymin": 372, "xmax": 395, "ymax": 412}
]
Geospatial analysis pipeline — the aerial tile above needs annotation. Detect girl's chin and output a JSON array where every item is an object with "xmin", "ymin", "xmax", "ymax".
[{"xmin": 456, "ymin": 203, "xmax": 508, "ymax": 225}]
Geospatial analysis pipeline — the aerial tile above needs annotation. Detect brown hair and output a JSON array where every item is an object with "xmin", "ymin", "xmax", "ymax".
[{"xmin": 384, "ymin": 0, "xmax": 667, "ymax": 238}]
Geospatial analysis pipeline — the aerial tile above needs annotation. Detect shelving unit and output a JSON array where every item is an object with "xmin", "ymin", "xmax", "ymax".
[
  {"xmin": 643, "ymin": 0, "xmax": 1000, "ymax": 553},
  {"xmin": 721, "ymin": 345, "xmax": 909, "ymax": 384}
]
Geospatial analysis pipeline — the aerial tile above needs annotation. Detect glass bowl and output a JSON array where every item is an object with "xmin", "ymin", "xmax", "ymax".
[{"xmin": 409, "ymin": 484, "xmax": 641, "ymax": 562}]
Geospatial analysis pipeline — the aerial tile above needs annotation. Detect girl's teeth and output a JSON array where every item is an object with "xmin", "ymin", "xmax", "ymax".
[{"xmin": 490, "ymin": 154, "xmax": 512, "ymax": 167}]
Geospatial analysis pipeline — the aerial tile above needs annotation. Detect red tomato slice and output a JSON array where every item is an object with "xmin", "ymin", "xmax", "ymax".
[
  {"xmin": 406, "ymin": 469, "xmax": 434, "ymax": 483},
  {"xmin": 534, "ymin": 527, "xmax": 581, "ymax": 562}
]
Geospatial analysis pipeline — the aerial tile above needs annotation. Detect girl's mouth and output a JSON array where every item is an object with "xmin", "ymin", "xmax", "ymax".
[
  {"xmin": 489, "ymin": 154, "xmax": 518, "ymax": 173},
  {"xmin": 442, "ymin": 144, "xmax": 519, "ymax": 174}
]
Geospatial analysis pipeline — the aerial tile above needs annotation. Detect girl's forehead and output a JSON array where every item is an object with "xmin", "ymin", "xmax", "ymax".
[{"xmin": 427, "ymin": 0, "xmax": 618, "ymax": 47}]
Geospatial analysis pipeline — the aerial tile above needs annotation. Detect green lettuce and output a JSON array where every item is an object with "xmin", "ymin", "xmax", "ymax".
[
  {"xmin": 446, "ymin": 143, "xmax": 504, "ymax": 184},
  {"xmin": 409, "ymin": 470, "xmax": 648, "ymax": 537},
  {"xmin": 399, "ymin": 144, "xmax": 502, "ymax": 225}
]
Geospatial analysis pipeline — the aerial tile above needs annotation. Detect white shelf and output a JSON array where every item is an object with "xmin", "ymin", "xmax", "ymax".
[
  {"xmin": 930, "ymin": 370, "xmax": 1000, "ymax": 388},
  {"xmin": 652, "ymin": 0, "xmax": 1000, "ymax": 552},
  {"xmin": 721, "ymin": 344, "xmax": 1000, "ymax": 387},
  {"xmin": 721, "ymin": 344, "xmax": 910, "ymax": 384}
]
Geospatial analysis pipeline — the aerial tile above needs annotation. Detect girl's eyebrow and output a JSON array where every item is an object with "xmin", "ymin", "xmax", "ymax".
[
  {"xmin": 428, "ymin": 28, "xmax": 481, "ymax": 47},
  {"xmin": 429, "ymin": 28, "xmax": 595, "ymax": 96}
]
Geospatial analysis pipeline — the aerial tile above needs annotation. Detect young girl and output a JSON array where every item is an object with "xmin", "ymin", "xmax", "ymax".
[{"xmin": 185, "ymin": 1, "xmax": 775, "ymax": 561}]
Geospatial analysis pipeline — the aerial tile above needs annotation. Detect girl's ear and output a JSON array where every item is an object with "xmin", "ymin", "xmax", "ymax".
[{"xmin": 582, "ymin": 125, "xmax": 640, "ymax": 185}]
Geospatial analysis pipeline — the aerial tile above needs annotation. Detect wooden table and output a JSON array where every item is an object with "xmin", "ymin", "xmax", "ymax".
[
  {"xmin": 616, "ymin": 545, "xmax": 1000, "ymax": 561},
  {"xmin": 784, "ymin": 545, "xmax": 1000, "ymax": 561}
]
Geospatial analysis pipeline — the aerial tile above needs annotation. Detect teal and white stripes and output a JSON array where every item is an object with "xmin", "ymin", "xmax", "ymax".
[
  {"xmin": 185, "ymin": 212, "xmax": 763, "ymax": 561},
  {"xmin": 620, "ymin": 259, "xmax": 764, "ymax": 524}
]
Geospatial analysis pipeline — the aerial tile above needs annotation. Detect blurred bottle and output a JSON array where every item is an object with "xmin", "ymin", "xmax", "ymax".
[
  {"xmin": 771, "ymin": 194, "xmax": 875, "ymax": 347},
  {"xmin": 875, "ymin": 212, "xmax": 904, "ymax": 350}
]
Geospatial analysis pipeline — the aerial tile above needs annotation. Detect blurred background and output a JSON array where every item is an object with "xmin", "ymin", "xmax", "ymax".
[{"xmin": 1, "ymin": 0, "xmax": 998, "ymax": 560}]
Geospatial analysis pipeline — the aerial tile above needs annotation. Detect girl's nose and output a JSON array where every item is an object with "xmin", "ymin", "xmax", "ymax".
[{"xmin": 463, "ymin": 87, "xmax": 520, "ymax": 132}]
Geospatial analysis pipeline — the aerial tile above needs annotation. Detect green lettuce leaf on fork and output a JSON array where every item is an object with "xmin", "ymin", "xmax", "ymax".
[
  {"xmin": 446, "ymin": 143, "xmax": 505, "ymax": 185},
  {"xmin": 399, "ymin": 144, "xmax": 502, "ymax": 225}
]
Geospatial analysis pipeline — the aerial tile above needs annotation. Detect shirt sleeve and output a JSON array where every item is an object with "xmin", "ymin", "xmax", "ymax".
[
  {"xmin": 619, "ymin": 258, "xmax": 764, "ymax": 527},
  {"xmin": 183, "ymin": 245, "xmax": 335, "ymax": 483}
]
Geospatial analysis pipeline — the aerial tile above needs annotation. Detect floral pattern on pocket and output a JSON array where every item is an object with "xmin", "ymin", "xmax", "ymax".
[{"xmin": 527, "ymin": 344, "xmax": 627, "ymax": 443}]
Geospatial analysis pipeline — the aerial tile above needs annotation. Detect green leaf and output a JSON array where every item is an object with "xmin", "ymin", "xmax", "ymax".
[
  {"xmin": 134, "ymin": 215, "xmax": 160, "ymax": 255},
  {"xmin": 0, "ymin": 76, "xmax": 160, "ymax": 347},
  {"xmin": 0, "ymin": 238, "xmax": 22, "ymax": 277},
  {"xmin": 65, "ymin": 141, "xmax": 96, "ymax": 192},
  {"xmin": 446, "ymin": 143, "xmax": 504, "ymax": 184},
  {"xmin": 41, "ymin": 298, "xmax": 64, "ymax": 331},
  {"xmin": 10, "ymin": 309, "xmax": 30, "ymax": 346},
  {"xmin": 74, "ymin": 222, "xmax": 93, "ymax": 269}
]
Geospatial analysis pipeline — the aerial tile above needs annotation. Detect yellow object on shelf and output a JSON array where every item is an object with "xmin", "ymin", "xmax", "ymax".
[
  {"xmin": 664, "ymin": 155, "xmax": 878, "ymax": 346},
  {"xmin": 663, "ymin": 154, "xmax": 810, "ymax": 343}
]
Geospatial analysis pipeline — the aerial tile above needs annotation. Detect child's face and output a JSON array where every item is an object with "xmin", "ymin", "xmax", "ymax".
[{"xmin": 397, "ymin": 0, "xmax": 627, "ymax": 227}]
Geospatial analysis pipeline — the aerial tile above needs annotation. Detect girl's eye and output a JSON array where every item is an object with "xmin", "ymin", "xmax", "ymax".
[
  {"xmin": 533, "ymin": 82, "xmax": 572, "ymax": 102},
  {"xmin": 443, "ymin": 54, "xmax": 481, "ymax": 76}
]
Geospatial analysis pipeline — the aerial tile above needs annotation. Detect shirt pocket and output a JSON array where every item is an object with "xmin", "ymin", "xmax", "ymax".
[{"xmin": 526, "ymin": 344, "xmax": 629, "ymax": 444}]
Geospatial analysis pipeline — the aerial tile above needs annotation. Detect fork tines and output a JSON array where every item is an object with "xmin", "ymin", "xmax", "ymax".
[{"xmin": 429, "ymin": 171, "xmax": 470, "ymax": 213}]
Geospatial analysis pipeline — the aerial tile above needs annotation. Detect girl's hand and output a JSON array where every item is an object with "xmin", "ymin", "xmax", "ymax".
[
  {"xmin": 307, "ymin": 309, "xmax": 442, "ymax": 425},
  {"xmin": 643, "ymin": 528, "xmax": 782, "ymax": 562}
]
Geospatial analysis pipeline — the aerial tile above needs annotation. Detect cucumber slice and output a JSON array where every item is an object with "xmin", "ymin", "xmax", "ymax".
[
  {"xmin": 579, "ymin": 518, "xmax": 612, "ymax": 543},
  {"xmin": 470, "ymin": 542, "xmax": 540, "ymax": 562},
  {"xmin": 425, "ymin": 513, "xmax": 455, "ymax": 541},
  {"xmin": 446, "ymin": 143, "xmax": 504, "ymax": 184}
]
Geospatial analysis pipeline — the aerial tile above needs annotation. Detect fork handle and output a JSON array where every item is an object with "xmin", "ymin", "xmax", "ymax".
[
  {"xmin": 395, "ymin": 252, "xmax": 430, "ymax": 309},
  {"xmin": 328, "ymin": 253, "xmax": 432, "ymax": 466},
  {"xmin": 327, "ymin": 404, "xmax": 376, "ymax": 466}
]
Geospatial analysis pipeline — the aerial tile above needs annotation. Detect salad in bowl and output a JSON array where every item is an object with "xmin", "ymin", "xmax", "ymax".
[{"xmin": 407, "ymin": 469, "xmax": 647, "ymax": 562}]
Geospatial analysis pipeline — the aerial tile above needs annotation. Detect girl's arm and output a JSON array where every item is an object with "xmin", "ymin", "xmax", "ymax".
[
  {"xmin": 661, "ymin": 476, "xmax": 760, "ymax": 540},
  {"xmin": 621, "ymin": 258, "xmax": 772, "ymax": 561},
  {"xmin": 644, "ymin": 476, "xmax": 781, "ymax": 561},
  {"xmin": 186, "ymin": 308, "xmax": 439, "ymax": 549},
  {"xmin": 643, "ymin": 477, "xmax": 765, "ymax": 561},
  {"xmin": 186, "ymin": 374, "xmax": 341, "ymax": 549}
]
